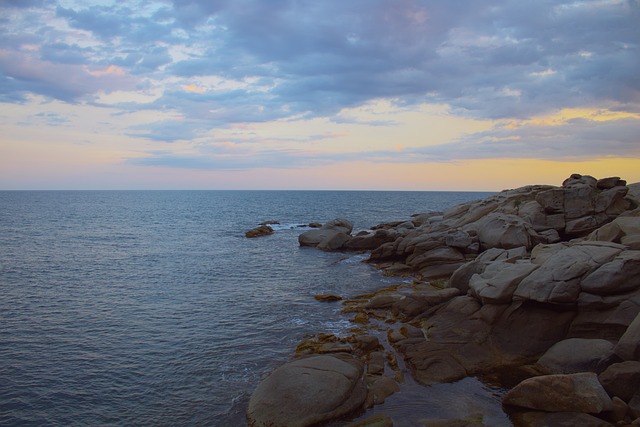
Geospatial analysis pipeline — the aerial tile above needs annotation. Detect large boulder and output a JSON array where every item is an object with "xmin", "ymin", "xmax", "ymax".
[
  {"xmin": 536, "ymin": 338, "xmax": 615, "ymax": 374},
  {"xmin": 474, "ymin": 213, "xmax": 535, "ymax": 250},
  {"xmin": 468, "ymin": 260, "xmax": 539, "ymax": 304},
  {"xmin": 580, "ymin": 251, "xmax": 640, "ymax": 295},
  {"xmin": 502, "ymin": 372, "xmax": 613, "ymax": 413},
  {"xmin": 513, "ymin": 242, "xmax": 624, "ymax": 304},
  {"xmin": 247, "ymin": 354, "xmax": 366, "ymax": 427}
]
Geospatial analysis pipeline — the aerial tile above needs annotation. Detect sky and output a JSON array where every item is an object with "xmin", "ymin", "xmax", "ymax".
[{"xmin": 1, "ymin": 0, "xmax": 639, "ymax": 190}]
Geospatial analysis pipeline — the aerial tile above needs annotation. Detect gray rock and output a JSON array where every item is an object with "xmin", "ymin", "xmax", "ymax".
[
  {"xmin": 514, "ymin": 243, "xmax": 623, "ymax": 304},
  {"xmin": 406, "ymin": 246, "xmax": 465, "ymax": 270},
  {"xmin": 344, "ymin": 229, "xmax": 398, "ymax": 250},
  {"xmin": 565, "ymin": 215, "xmax": 603, "ymax": 235},
  {"xmin": 563, "ymin": 184, "xmax": 597, "ymax": 219},
  {"xmin": 469, "ymin": 261, "xmax": 539, "ymax": 304},
  {"xmin": 598, "ymin": 361, "xmax": 640, "ymax": 402},
  {"xmin": 536, "ymin": 338, "xmax": 615, "ymax": 374},
  {"xmin": 475, "ymin": 213, "xmax": 534, "ymax": 250},
  {"xmin": 502, "ymin": 372, "xmax": 613, "ymax": 413},
  {"xmin": 597, "ymin": 176, "xmax": 626, "ymax": 190},
  {"xmin": 247, "ymin": 354, "xmax": 366, "ymax": 427},
  {"xmin": 615, "ymin": 312, "xmax": 640, "ymax": 361},
  {"xmin": 445, "ymin": 230, "xmax": 474, "ymax": 249},
  {"xmin": 535, "ymin": 188, "xmax": 565, "ymax": 214},
  {"xmin": 595, "ymin": 186, "xmax": 629, "ymax": 213},
  {"xmin": 298, "ymin": 218, "xmax": 354, "ymax": 250},
  {"xmin": 581, "ymin": 251, "xmax": 640, "ymax": 295}
]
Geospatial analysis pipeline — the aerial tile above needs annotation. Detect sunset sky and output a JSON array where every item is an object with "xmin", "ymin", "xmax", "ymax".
[{"xmin": 1, "ymin": 0, "xmax": 639, "ymax": 190}]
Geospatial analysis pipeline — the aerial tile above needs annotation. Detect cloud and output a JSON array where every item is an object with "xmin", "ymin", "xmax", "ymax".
[
  {"xmin": 1, "ymin": 0, "xmax": 639, "ymax": 169},
  {"xmin": 364, "ymin": 115, "xmax": 640, "ymax": 163}
]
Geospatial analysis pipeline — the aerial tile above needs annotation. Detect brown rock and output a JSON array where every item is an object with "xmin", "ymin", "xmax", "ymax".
[
  {"xmin": 314, "ymin": 294, "xmax": 343, "ymax": 302},
  {"xmin": 245, "ymin": 224, "xmax": 274, "ymax": 238}
]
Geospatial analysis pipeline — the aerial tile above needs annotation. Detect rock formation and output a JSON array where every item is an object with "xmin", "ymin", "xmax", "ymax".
[{"xmin": 248, "ymin": 174, "xmax": 640, "ymax": 426}]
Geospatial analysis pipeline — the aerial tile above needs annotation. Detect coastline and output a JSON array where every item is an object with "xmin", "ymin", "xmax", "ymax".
[{"xmin": 246, "ymin": 174, "xmax": 640, "ymax": 427}]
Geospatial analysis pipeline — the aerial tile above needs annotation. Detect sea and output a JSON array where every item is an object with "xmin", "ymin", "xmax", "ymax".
[{"xmin": 0, "ymin": 190, "xmax": 515, "ymax": 427}]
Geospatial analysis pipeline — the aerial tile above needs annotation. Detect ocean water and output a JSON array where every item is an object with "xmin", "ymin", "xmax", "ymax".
[{"xmin": 0, "ymin": 190, "xmax": 501, "ymax": 426}]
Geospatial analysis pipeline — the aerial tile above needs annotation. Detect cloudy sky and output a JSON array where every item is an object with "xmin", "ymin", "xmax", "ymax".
[{"xmin": 1, "ymin": 0, "xmax": 639, "ymax": 190}]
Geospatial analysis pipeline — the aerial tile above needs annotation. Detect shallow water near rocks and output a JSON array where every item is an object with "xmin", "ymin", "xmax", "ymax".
[{"xmin": 0, "ymin": 190, "xmax": 499, "ymax": 426}]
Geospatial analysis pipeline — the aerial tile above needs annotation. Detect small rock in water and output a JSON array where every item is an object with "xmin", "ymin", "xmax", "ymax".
[
  {"xmin": 244, "ymin": 225, "xmax": 274, "ymax": 238},
  {"xmin": 314, "ymin": 294, "xmax": 343, "ymax": 302}
]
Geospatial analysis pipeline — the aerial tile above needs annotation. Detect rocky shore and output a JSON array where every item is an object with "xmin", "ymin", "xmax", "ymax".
[{"xmin": 247, "ymin": 174, "xmax": 640, "ymax": 427}]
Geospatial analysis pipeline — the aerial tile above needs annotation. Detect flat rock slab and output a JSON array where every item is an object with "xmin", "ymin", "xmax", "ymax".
[{"xmin": 247, "ymin": 354, "xmax": 366, "ymax": 427}]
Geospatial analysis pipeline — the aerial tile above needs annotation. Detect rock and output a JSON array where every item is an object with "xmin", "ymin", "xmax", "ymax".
[
  {"xmin": 314, "ymin": 294, "xmax": 343, "ymax": 302},
  {"xmin": 536, "ymin": 188, "xmax": 565, "ymax": 214},
  {"xmin": 445, "ymin": 230, "xmax": 474, "ymax": 249},
  {"xmin": 299, "ymin": 218, "xmax": 354, "ymax": 250},
  {"xmin": 317, "ymin": 232, "xmax": 352, "ymax": 250},
  {"xmin": 565, "ymin": 215, "xmax": 603, "ymax": 235},
  {"xmin": 406, "ymin": 246, "xmax": 465, "ymax": 270},
  {"xmin": 510, "ymin": 411, "xmax": 614, "ymax": 427},
  {"xmin": 367, "ymin": 351, "xmax": 385, "ymax": 375},
  {"xmin": 514, "ymin": 243, "xmax": 624, "ymax": 304},
  {"xmin": 502, "ymin": 372, "xmax": 613, "ymax": 413},
  {"xmin": 597, "ymin": 176, "xmax": 626, "ymax": 190},
  {"xmin": 581, "ymin": 251, "xmax": 640, "ymax": 295},
  {"xmin": 468, "ymin": 260, "xmax": 539, "ymax": 304},
  {"xmin": 598, "ymin": 361, "xmax": 640, "ymax": 402},
  {"xmin": 344, "ymin": 229, "xmax": 398, "ymax": 251},
  {"xmin": 366, "ymin": 375, "xmax": 399, "ymax": 405},
  {"xmin": 245, "ymin": 224, "xmax": 274, "ymax": 238},
  {"xmin": 595, "ymin": 186, "xmax": 629, "ymax": 214},
  {"xmin": 247, "ymin": 354, "xmax": 366, "ymax": 427},
  {"xmin": 563, "ymin": 184, "xmax": 597, "ymax": 219},
  {"xmin": 629, "ymin": 392, "xmax": 640, "ymax": 418},
  {"xmin": 615, "ymin": 312, "xmax": 640, "ymax": 361},
  {"xmin": 536, "ymin": 338, "xmax": 615, "ymax": 374},
  {"xmin": 475, "ymin": 213, "xmax": 534, "ymax": 250},
  {"xmin": 611, "ymin": 396, "xmax": 629, "ymax": 422},
  {"xmin": 563, "ymin": 173, "xmax": 598, "ymax": 188}
]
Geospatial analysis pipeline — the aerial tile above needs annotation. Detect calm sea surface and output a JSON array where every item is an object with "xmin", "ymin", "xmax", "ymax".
[{"xmin": 0, "ymin": 190, "xmax": 507, "ymax": 426}]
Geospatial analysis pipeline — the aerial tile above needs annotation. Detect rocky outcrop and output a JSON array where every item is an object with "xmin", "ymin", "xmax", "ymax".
[{"xmin": 249, "ymin": 174, "xmax": 640, "ymax": 426}]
